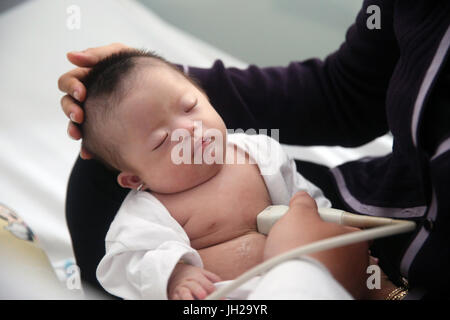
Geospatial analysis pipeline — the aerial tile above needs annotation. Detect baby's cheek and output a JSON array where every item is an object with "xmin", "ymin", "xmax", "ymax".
[
  {"xmin": 145, "ymin": 154, "xmax": 223, "ymax": 193},
  {"xmin": 145, "ymin": 163, "xmax": 196, "ymax": 193}
]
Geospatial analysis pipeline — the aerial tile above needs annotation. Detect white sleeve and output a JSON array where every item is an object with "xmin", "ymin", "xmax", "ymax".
[
  {"xmin": 281, "ymin": 157, "xmax": 332, "ymax": 208},
  {"xmin": 96, "ymin": 191, "xmax": 202, "ymax": 300},
  {"xmin": 247, "ymin": 258, "xmax": 353, "ymax": 300},
  {"xmin": 243, "ymin": 133, "xmax": 331, "ymax": 208}
]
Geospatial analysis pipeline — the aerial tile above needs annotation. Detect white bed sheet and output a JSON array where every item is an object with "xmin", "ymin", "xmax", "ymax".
[{"xmin": 0, "ymin": 0, "xmax": 392, "ymax": 268}]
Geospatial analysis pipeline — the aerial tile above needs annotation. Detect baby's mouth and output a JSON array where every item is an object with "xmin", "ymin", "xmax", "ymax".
[
  {"xmin": 202, "ymin": 136, "xmax": 213, "ymax": 149},
  {"xmin": 193, "ymin": 136, "xmax": 214, "ymax": 155}
]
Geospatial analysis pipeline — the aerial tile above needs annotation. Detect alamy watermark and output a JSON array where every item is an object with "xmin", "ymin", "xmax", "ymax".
[
  {"xmin": 66, "ymin": 264, "xmax": 82, "ymax": 290},
  {"xmin": 66, "ymin": 5, "xmax": 81, "ymax": 30},
  {"xmin": 366, "ymin": 5, "xmax": 381, "ymax": 30},
  {"xmin": 169, "ymin": 121, "xmax": 280, "ymax": 175},
  {"xmin": 366, "ymin": 264, "xmax": 381, "ymax": 290}
]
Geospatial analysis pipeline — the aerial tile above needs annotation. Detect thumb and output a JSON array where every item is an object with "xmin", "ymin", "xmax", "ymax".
[
  {"xmin": 273, "ymin": 191, "xmax": 322, "ymax": 229},
  {"xmin": 286, "ymin": 191, "xmax": 322, "ymax": 223},
  {"xmin": 289, "ymin": 191, "xmax": 319, "ymax": 213}
]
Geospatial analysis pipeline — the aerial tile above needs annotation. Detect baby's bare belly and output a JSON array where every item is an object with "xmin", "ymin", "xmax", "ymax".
[
  {"xmin": 197, "ymin": 231, "xmax": 266, "ymax": 280},
  {"xmin": 186, "ymin": 210, "xmax": 268, "ymax": 280}
]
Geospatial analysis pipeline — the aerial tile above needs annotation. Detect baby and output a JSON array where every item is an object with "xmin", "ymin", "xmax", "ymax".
[{"xmin": 80, "ymin": 49, "xmax": 332, "ymax": 299}]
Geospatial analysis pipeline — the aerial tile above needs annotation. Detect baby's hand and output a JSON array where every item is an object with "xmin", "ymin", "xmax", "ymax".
[{"xmin": 168, "ymin": 263, "xmax": 221, "ymax": 300}]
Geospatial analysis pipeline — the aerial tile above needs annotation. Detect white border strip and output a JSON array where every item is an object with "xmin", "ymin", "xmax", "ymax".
[
  {"xmin": 411, "ymin": 26, "xmax": 450, "ymax": 146},
  {"xmin": 330, "ymin": 167, "xmax": 426, "ymax": 218}
]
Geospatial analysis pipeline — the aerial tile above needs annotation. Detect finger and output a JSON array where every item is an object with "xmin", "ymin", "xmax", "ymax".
[
  {"xmin": 178, "ymin": 287, "xmax": 194, "ymax": 300},
  {"xmin": 369, "ymin": 256, "xmax": 379, "ymax": 265},
  {"xmin": 67, "ymin": 51, "xmax": 99, "ymax": 68},
  {"xmin": 202, "ymin": 269, "xmax": 221, "ymax": 284},
  {"xmin": 67, "ymin": 43, "xmax": 127, "ymax": 67},
  {"xmin": 67, "ymin": 122, "xmax": 82, "ymax": 141},
  {"xmin": 172, "ymin": 293, "xmax": 180, "ymax": 300},
  {"xmin": 198, "ymin": 278, "xmax": 216, "ymax": 295},
  {"xmin": 80, "ymin": 146, "xmax": 93, "ymax": 160},
  {"xmin": 343, "ymin": 226, "xmax": 360, "ymax": 233},
  {"xmin": 287, "ymin": 191, "xmax": 321, "ymax": 223},
  {"xmin": 58, "ymin": 67, "xmax": 90, "ymax": 101},
  {"xmin": 60, "ymin": 94, "xmax": 84, "ymax": 123},
  {"xmin": 185, "ymin": 281, "xmax": 208, "ymax": 300},
  {"xmin": 289, "ymin": 191, "xmax": 318, "ymax": 210}
]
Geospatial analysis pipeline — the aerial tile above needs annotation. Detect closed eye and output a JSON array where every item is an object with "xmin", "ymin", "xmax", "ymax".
[
  {"xmin": 184, "ymin": 98, "xmax": 198, "ymax": 113},
  {"xmin": 152, "ymin": 133, "xmax": 168, "ymax": 150},
  {"xmin": 185, "ymin": 104, "xmax": 196, "ymax": 113}
]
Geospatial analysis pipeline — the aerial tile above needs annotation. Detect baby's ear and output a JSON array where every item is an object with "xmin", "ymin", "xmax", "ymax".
[{"xmin": 117, "ymin": 172, "xmax": 142, "ymax": 189}]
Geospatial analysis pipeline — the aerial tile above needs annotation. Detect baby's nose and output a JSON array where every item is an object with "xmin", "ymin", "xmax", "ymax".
[{"xmin": 172, "ymin": 119, "xmax": 200, "ymax": 137}]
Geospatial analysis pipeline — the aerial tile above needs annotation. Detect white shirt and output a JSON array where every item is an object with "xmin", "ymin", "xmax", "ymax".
[
  {"xmin": 96, "ymin": 133, "xmax": 335, "ymax": 299},
  {"xmin": 248, "ymin": 259, "xmax": 352, "ymax": 300}
]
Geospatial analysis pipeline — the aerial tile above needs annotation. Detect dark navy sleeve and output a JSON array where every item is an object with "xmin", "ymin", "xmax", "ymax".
[{"xmin": 188, "ymin": 0, "xmax": 399, "ymax": 147}]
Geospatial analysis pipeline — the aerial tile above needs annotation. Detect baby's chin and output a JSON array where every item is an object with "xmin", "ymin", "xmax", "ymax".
[
  {"xmin": 149, "ymin": 162, "xmax": 224, "ymax": 194},
  {"xmin": 187, "ymin": 163, "xmax": 224, "ymax": 190}
]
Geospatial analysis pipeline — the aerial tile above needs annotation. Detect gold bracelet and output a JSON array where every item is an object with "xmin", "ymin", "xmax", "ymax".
[{"xmin": 385, "ymin": 286, "xmax": 408, "ymax": 300}]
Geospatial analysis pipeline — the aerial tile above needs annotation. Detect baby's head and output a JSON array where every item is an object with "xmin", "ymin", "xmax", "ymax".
[{"xmin": 81, "ymin": 49, "xmax": 227, "ymax": 194}]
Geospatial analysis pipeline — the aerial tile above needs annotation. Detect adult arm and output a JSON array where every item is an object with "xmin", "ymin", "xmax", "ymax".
[
  {"xmin": 59, "ymin": 1, "xmax": 398, "ymax": 150},
  {"xmin": 188, "ymin": 0, "xmax": 398, "ymax": 147}
]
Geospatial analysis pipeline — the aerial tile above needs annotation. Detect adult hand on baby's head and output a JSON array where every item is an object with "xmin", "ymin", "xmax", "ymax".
[
  {"xmin": 58, "ymin": 42, "xmax": 129, "ymax": 159},
  {"xmin": 264, "ymin": 191, "xmax": 370, "ymax": 299}
]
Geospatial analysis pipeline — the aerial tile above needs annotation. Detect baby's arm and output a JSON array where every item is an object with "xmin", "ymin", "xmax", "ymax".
[
  {"xmin": 168, "ymin": 262, "xmax": 221, "ymax": 300},
  {"xmin": 97, "ymin": 191, "xmax": 206, "ymax": 300}
]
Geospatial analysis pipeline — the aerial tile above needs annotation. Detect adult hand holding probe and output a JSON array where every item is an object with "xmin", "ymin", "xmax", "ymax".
[
  {"xmin": 206, "ymin": 191, "xmax": 416, "ymax": 300},
  {"xmin": 262, "ymin": 191, "xmax": 370, "ymax": 299}
]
